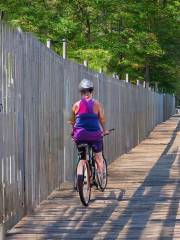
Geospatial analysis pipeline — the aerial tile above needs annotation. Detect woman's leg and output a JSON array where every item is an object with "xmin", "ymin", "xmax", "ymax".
[
  {"xmin": 77, "ymin": 144, "xmax": 87, "ymax": 176},
  {"xmin": 76, "ymin": 144, "xmax": 92, "ymax": 184},
  {"xmin": 92, "ymin": 139, "xmax": 104, "ymax": 173},
  {"xmin": 95, "ymin": 152, "xmax": 104, "ymax": 173},
  {"xmin": 77, "ymin": 160, "xmax": 86, "ymax": 175}
]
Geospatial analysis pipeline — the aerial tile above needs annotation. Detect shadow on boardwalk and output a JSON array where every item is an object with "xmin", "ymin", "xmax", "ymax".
[
  {"xmin": 44, "ymin": 116, "xmax": 180, "ymax": 240},
  {"xmin": 103, "ymin": 116, "xmax": 180, "ymax": 240},
  {"xmin": 7, "ymin": 116, "xmax": 180, "ymax": 239}
]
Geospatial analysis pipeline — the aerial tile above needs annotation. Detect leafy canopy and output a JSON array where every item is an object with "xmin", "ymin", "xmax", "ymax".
[{"xmin": 0, "ymin": 0, "xmax": 179, "ymax": 96}]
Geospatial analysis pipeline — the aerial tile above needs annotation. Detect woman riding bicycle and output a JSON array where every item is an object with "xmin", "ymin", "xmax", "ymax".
[{"xmin": 68, "ymin": 78, "xmax": 109, "ymax": 180}]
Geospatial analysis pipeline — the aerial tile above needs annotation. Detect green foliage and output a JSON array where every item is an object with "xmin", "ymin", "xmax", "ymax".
[
  {"xmin": 0, "ymin": 0, "xmax": 179, "ymax": 96},
  {"xmin": 70, "ymin": 49, "xmax": 112, "ymax": 72}
]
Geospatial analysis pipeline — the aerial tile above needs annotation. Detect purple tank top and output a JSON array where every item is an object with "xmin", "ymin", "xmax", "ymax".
[{"xmin": 72, "ymin": 98, "xmax": 102, "ymax": 142}]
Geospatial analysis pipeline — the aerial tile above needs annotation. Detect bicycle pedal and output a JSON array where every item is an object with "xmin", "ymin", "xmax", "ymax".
[{"xmin": 74, "ymin": 186, "xmax": 79, "ymax": 192}]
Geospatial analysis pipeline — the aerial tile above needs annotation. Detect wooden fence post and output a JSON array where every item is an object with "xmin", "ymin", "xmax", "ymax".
[
  {"xmin": 126, "ymin": 73, "xmax": 129, "ymax": 83},
  {"xmin": 146, "ymin": 82, "xmax": 149, "ymax": 89},
  {"xmin": 0, "ymin": 103, "xmax": 3, "ymax": 112},
  {"xmin": 0, "ymin": 223, "xmax": 5, "ymax": 240},
  {"xmin": 62, "ymin": 39, "xmax": 67, "ymax": 59},
  {"xmin": 83, "ymin": 60, "xmax": 88, "ymax": 67},
  {"xmin": 0, "ymin": 180, "xmax": 5, "ymax": 240},
  {"xmin": 155, "ymin": 82, "xmax": 158, "ymax": 92},
  {"xmin": 47, "ymin": 40, "xmax": 51, "ymax": 48}
]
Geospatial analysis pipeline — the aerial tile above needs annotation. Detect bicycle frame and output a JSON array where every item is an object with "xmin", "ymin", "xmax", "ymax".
[
  {"xmin": 76, "ymin": 144, "xmax": 96, "ymax": 186},
  {"xmin": 74, "ymin": 129, "xmax": 114, "ymax": 205}
]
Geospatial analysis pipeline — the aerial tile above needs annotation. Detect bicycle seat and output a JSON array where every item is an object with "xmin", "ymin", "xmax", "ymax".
[{"xmin": 77, "ymin": 143, "xmax": 89, "ymax": 148}]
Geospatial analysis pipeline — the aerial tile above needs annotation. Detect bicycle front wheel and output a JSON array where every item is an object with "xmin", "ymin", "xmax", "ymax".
[
  {"xmin": 96, "ymin": 156, "xmax": 108, "ymax": 191},
  {"xmin": 77, "ymin": 162, "xmax": 91, "ymax": 206}
]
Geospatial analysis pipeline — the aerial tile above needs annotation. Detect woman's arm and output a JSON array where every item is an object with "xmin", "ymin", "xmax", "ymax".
[
  {"xmin": 96, "ymin": 101, "xmax": 109, "ymax": 135},
  {"xmin": 68, "ymin": 104, "xmax": 76, "ymax": 126},
  {"xmin": 98, "ymin": 103, "xmax": 106, "ymax": 131}
]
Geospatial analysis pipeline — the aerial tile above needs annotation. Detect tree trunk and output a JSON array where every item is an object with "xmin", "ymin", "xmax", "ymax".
[
  {"xmin": 162, "ymin": 0, "xmax": 167, "ymax": 7},
  {"xmin": 86, "ymin": 16, "xmax": 91, "ymax": 43},
  {"xmin": 145, "ymin": 58, "xmax": 150, "ymax": 83},
  {"xmin": 157, "ymin": 0, "xmax": 167, "ymax": 7},
  {"xmin": 0, "ymin": 11, "xmax": 4, "ymax": 20}
]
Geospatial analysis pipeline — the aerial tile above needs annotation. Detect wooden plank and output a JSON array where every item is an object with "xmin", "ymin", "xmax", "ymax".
[{"xmin": 6, "ymin": 115, "xmax": 180, "ymax": 239}]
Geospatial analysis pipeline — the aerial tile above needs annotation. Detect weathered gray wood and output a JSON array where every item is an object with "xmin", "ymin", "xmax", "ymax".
[
  {"xmin": 6, "ymin": 115, "xmax": 180, "ymax": 240},
  {"xmin": 0, "ymin": 223, "xmax": 5, "ymax": 240},
  {"xmin": 0, "ymin": 21, "xmax": 176, "ymax": 234}
]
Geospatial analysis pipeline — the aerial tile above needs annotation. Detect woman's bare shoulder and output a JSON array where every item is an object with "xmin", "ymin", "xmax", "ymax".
[
  {"xmin": 94, "ymin": 99, "xmax": 102, "ymax": 107},
  {"xmin": 72, "ymin": 100, "xmax": 81, "ymax": 112}
]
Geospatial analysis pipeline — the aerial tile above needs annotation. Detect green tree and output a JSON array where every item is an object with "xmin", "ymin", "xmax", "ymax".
[{"xmin": 0, "ymin": 0, "xmax": 179, "ymax": 96}]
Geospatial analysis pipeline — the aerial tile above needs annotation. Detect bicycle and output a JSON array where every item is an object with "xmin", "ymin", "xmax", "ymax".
[{"xmin": 75, "ymin": 129, "xmax": 114, "ymax": 206}]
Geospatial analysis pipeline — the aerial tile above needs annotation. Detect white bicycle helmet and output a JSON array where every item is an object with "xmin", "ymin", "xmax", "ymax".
[{"xmin": 79, "ymin": 79, "xmax": 94, "ymax": 91}]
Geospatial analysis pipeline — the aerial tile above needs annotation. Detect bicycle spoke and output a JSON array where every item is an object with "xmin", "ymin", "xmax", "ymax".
[
  {"xmin": 77, "ymin": 163, "xmax": 91, "ymax": 206},
  {"xmin": 96, "ymin": 157, "xmax": 108, "ymax": 191}
]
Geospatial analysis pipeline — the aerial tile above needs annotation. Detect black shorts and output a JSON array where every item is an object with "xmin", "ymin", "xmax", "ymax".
[{"xmin": 77, "ymin": 140, "xmax": 103, "ymax": 160}]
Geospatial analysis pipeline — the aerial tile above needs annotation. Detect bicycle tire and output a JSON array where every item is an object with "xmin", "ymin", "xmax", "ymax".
[
  {"xmin": 77, "ymin": 162, "xmax": 91, "ymax": 206},
  {"xmin": 96, "ymin": 156, "xmax": 108, "ymax": 191}
]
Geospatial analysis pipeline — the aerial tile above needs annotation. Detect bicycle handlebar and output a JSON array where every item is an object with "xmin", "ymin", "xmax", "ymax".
[
  {"xmin": 103, "ymin": 128, "xmax": 115, "ymax": 136},
  {"xmin": 108, "ymin": 128, "xmax": 115, "ymax": 132}
]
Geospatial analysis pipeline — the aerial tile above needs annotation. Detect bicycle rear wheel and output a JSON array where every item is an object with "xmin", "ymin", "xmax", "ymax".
[
  {"xmin": 96, "ymin": 156, "xmax": 107, "ymax": 191},
  {"xmin": 77, "ymin": 162, "xmax": 91, "ymax": 206}
]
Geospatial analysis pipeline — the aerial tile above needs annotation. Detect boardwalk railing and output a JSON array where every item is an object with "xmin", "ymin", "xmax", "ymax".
[{"xmin": 0, "ymin": 22, "xmax": 175, "ymax": 230}]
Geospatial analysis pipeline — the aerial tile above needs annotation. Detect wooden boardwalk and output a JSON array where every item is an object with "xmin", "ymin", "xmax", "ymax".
[{"xmin": 7, "ymin": 115, "xmax": 180, "ymax": 240}]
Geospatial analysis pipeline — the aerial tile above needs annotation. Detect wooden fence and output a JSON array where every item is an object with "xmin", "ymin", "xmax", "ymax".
[{"xmin": 0, "ymin": 22, "xmax": 175, "ymax": 230}]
